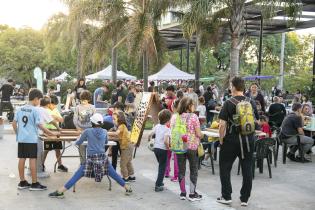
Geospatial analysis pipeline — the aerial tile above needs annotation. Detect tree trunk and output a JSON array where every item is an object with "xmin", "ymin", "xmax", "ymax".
[
  {"xmin": 111, "ymin": 44, "xmax": 118, "ymax": 84},
  {"xmin": 230, "ymin": 33, "xmax": 240, "ymax": 78},
  {"xmin": 279, "ymin": 33, "xmax": 285, "ymax": 90},
  {"xmin": 76, "ymin": 30, "xmax": 83, "ymax": 78},
  {"xmin": 195, "ymin": 35, "xmax": 201, "ymax": 90},
  {"xmin": 143, "ymin": 49, "xmax": 149, "ymax": 91}
]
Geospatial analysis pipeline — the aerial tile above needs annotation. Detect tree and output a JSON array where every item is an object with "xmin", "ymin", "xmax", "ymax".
[{"xmin": 0, "ymin": 26, "xmax": 45, "ymax": 87}]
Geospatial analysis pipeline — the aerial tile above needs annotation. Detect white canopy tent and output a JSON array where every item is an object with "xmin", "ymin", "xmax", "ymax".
[
  {"xmin": 86, "ymin": 65, "xmax": 136, "ymax": 80},
  {"xmin": 53, "ymin": 72, "xmax": 71, "ymax": 81},
  {"xmin": 148, "ymin": 63, "xmax": 195, "ymax": 81}
]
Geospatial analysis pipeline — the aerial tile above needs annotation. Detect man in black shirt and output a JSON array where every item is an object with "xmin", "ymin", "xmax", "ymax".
[
  {"xmin": 281, "ymin": 103, "xmax": 314, "ymax": 162},
  {"xmin": 0, "ymin": 79, "xmax": 14, "ymax": 120},
  {"xmin": 268, "ymin": 96, "xmax": 286, "ymax": 128},
  {"xmin": 217, "ymin": 77, "xmax": 259, "ymax": 207},
  {"xmin": 111, "ymin": 80, "xmax": 125, "ymax": 105}
]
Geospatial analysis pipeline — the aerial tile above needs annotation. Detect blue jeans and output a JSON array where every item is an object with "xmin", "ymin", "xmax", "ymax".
[
  {"xmin": 154, "ymin": 148, "xmax": 167, "ymax": 187},
  {"xmin": 64, "ymin": 163, "xmax": 125, "ymax": 190}
]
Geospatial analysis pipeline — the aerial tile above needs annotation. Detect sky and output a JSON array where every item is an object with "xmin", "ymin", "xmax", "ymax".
[
  {"xmin": 0, "ymin": 0, "xmax": 314, "ymax": 35},
  {"xmin": 0, "ymin": 0, "xmax": 67, "ymax": 30}
]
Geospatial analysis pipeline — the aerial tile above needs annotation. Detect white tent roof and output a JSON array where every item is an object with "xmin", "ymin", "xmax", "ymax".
[
  {"xmin": 53, "ymin": 72, "xmax": 71, "ymax": 81},
  {"xmin": 148, "ymin": 63, "xmax": 195, "ymax": 81},
  {"xmin": 86, "ymin": 65, "xmax": 136, "ymax": 80}
]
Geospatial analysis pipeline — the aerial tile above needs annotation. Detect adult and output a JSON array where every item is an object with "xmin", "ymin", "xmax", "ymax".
[
  {"xmin": 0, "ymin": 79, "xmax": 14, "ymax": 121},
  {"xmin": 148, "ymin": 81, "xmax": 155, "ymax": 92},
  {"xmin": 210, "ymin": 83, "xmax": 219, "ymax": 100},
  {"xmin": 217, "ymin": 77, "xmax": 259, "ymax": 206},
  {"xmin": 170, "ymin": 96, "xmax": 203, "ymax": 201},
  {"xmin": 185, "ymin": 86, "xmax": 198, "ymax": 107},
  {"xmin": 268, "ymin": 96, "xmax": 287, "ymax": 128},
  {"xmin": 294, "ymin": 89, "xmax": 302, "ymax": 102},
  {"xmin": 280, "ymin": 103, "xmax": 314, "ymax": 162},
  {"xmin": 55, "ymin": 82, "xmax": 61, "ymax": 103},
  {"xmin": 203, "ymin": 86, "xmax": 214, "ymax": 124},
  {"xmin": 93, "ymin": 83, "xmax": 110, "ymax": 108},
  {"xmin": 164, "ymin": 85, "xmax": 176, "ymax": 112},
  {"xmin": 302, "ymin": 103, "xmax": 312, "ymax": 117},
  {"xmin": 301, "ymin": 95, "xmax": 313, "ymax": 115},
  {"xmin": 74, "ymin": 78, "xmax": 87, "ymax": 102},
  {"xmin": 111, "ymin": 80, "xmax": 125, "ymax": 105},
  {"xmin": 272, "ymin": 85, "xmax": 281, "ymax": 102},
  {"xmin": 246, "ymin": 83, "xmax": 266, "ymax": 114},
  {"xmin": 199, "ymin": 82, "xmax": 205, "ymax": 96}
]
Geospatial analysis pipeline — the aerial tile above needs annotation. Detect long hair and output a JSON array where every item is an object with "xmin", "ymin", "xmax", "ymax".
[
  {"xmin": 114, "ymin": 111, "xmax": 127, "ymax": 127},
  {"xmin": 177, "ymin": 97, "xmax": 194, "ymax": 115}
]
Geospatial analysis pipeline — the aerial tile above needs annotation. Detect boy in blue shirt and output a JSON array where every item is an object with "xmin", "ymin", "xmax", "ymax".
[{"xmin": 12, "ymin": 88, "xmax": 54, "ymax": 191}]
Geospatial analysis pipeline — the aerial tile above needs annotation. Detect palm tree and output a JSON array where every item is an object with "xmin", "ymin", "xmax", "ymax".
[{"xmin": 176, "ymin": 0, "xmax": 301, "ymax": 78}]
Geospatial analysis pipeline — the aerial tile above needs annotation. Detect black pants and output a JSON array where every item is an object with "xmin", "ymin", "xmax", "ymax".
[
  {"xmin": 0, "ymin": 101, "xmax": 13, "ymax": 117},
  {"xmin": 111, "ymin": 142, "xmax": 121, "ymax": 170},
  {"xmin": 154, "ymin": 148, "xmax": 167, "ymax": 187},
  {"xmin": 219, "ymin": 136, "xmax": 254, "ymax": 202},
  {"xmin": 177, "ymin": 150, "xmax": 199, "ymax": 194}
]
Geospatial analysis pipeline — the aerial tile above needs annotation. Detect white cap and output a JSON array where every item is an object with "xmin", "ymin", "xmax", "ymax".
[{"xmin": 90, "ymin": 113, "xmax": 103, "ymax": 125}]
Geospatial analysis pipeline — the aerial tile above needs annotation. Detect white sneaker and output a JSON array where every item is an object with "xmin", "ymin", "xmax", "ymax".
[
  {"xmin": 216, "ymin": 197, "xmax": 232, "ymax": 205},
  {"xmin": 241, "ymin": 202, "xmax": 248, "ymax": 207}
]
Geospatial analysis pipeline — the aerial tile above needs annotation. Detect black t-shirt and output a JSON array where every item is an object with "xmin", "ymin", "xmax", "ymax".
[
  {"xmin": 111, "ymin": 88, "xmax": 125, "ymax": 104},
  {"xmin": 281, "ymin": 113, "xmax": 302, "ymax": 137},
  {"xmin": 219, "ymin": 96, "xmax": 259, "ymax": 137},
  {"xmin": 268, "ymin": 103, "xmax": 286, "ymax": 126},
  {"xmin": 203, "ymin": 90, "xmax": 213, "ymax": 106},
  {"xmin": 0, "ymin": 84, "xmax": 14, "ymax": 101},
  {"xmin": 246, "ymin": 92, "xmax": 265, "ymax": 113}
]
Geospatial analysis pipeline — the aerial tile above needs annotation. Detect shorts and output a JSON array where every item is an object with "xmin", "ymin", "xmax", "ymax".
[
  {"xmin": 18, "ymin": 143, "xmax": 37, "ymax": 159},
  {"xmin": 44, "ymin": 141, "xmax": 63, "ymax": 151}
]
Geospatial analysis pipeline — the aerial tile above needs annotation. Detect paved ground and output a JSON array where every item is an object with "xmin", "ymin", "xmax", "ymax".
[{"xmin": 0, "ymin": 125, "xmax": 315, "ymax": 210}]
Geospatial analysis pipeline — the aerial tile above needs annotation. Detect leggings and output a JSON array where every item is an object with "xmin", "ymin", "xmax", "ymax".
[
  {"xmin": 64, "ymin": 163, "xmax": 125, "ymax": 190},
  {"xmin": 176, "ymin": 150, "xmax": 198, "ymax": 194},
  {"xmin": 165, "ymin": 150, "xmax": 178, "ymax": 178}
]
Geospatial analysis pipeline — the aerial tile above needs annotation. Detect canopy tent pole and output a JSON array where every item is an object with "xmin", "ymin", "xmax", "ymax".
[
  {"xmin": 257, "ymin": 16, "xmax": 263, "ymax": 80},
  {"xmin": 195, "ymin": 36, "xmax": 201, "ymax": 90}
]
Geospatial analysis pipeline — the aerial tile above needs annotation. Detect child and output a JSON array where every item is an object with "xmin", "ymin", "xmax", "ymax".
[
  {"xmin": 196, "ymin": 96, "xmax": 207, "ymax": 130},
  {"xmin": 37, "ymin": 96, "xmax": 60, "ymax": 173},
  {"xmin": 259, "ymin": 115, "xmax": 272, "ymax": 138},
  {"xmin": 148, "ymin": 109, "xmax": 172, "ymax": 192},
  {"xmin": 49, "ymin": 113, "xmax": 132, "ymax": 198},
  {"xmin": 165, "ymin": 99, "xmax": 180, "ymax": 182},
  {"xmin": 12, "ymin": 88, "xmax": 54, "ymax": 191},
  {"xmin": 42, "ymin": 95, "xmax": 68, "ymax": 172},
  {"xmin": 73, "ymin": 90, "xmax": 96, "ymax": 163},
  {"xmin": 108, "ymin": 111, "xmax": 136, "ymax": 182}
]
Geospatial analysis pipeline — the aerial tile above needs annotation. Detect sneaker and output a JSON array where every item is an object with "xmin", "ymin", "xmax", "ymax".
[
  {"xmin": 216, "ymin": 197, "xmax": 232, "ymax": 205},
  {"xmin": 123, "ymin": 178, "xmax": 129, "ymax": 183},
  {"xmin": 125, "ymin": 185, "xmax": 132, "ymax": 196},
  {"xmin": 286, "ymin": 153, "xmax": 297, "ymax": 161},
  {"xmin": 155, "ymin": 186, "xmax": 164, "ymax": 192},
  {"xmin": 171, "ymin": 177, "xmax": 178, "ymax": 182},
  {"xmin": 164, "ymin": 175, "xmax": 170, "ymax": 178},
  {"xmin": 295, "ymin": 156, "xmax": 311, "ymax": 163},
  {"xmin": 48, "ymin": 191, "xmax": 64, "ymax": 199},
  {"xmin": 179, "ymin": 192, "xmax": 187, "ymax": 200},
  {"xmin": 57, "ymin": 165, "xmax": 68, "ymax": 172},
  {"xmin": 188, "ymin": 192, "xmax": 202, "ymax": 202},
  {"xmin": 18, "ymin": 180, "xmax": 31, "ymax": 190},
  {"xmin": 29, "ymin": 182, "xmax": 47, "ymax": 191},
  {"xmin": 128, "ymin": 176, "xmax": 136, "ymax": 182},
  {"xmin": 201, "ymin": 160, "xmax": 211, "ymax": 167},
  {"xmin": 42, "ymin": 165, "xmax": 46, "ymax": 172},
  {"xmin": 241, "ymin": 201, "xmax": 248, "ymax": 207}
]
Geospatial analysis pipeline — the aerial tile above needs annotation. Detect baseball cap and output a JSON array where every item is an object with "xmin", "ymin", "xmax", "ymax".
[{"xmin": 90, "ymin": 113, "xmax": 103, "ymax": 125}]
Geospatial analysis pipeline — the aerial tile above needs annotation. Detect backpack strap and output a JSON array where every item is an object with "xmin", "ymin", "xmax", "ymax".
[{"xmin": 229, "ymin": 97, "xmax": 240, "ymax": 106}]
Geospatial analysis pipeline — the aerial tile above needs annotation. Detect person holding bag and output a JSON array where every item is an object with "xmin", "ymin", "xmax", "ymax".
[{"xmin": 170, "ymin": 97, "xmax": 204, "ymax": 202}]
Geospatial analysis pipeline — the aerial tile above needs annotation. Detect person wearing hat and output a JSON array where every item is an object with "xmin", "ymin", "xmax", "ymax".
[{"xmin": 49, "ymin": 113, "xmax": 132, "ymax": 198}]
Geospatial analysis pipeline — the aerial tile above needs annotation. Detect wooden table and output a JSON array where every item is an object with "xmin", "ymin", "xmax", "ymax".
[{"xmin": 204, "ymin": 128, "xmax": 267, "ymax": 138}]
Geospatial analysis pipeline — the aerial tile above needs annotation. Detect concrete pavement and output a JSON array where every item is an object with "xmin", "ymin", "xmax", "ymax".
[{"xmin": 0, "ymin": 127, "xmax": 314, "ymax": 210}]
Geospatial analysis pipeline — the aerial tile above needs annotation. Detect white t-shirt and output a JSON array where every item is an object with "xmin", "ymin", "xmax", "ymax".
[
  {"xmin": 199, "ymin": 85, "xmax": 204, "ymax": 96},
  {"xmin": 196, "ymin": 105, "xmax": 206, "ymax": 118},
  {"xmin": 152, "ymin": 124, "xmax": 171, "ymax": 150},
  {"xmin": 37, "ymin": 107, "xmax": 53, "ymax": 124}
]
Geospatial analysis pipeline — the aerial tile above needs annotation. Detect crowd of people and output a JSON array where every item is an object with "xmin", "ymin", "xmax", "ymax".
[{"xmin": 0, "ymin": 76, "xmax": 314, "ymax": 207}]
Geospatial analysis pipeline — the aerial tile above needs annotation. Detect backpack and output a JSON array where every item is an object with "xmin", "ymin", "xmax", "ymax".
[
  {"xmin": 229, "ymin": 97, "xmax": 255, "ymax": 136},
  {"xmin": 170, "ymin": 113, "xmax": 188, "ymax": 154}
]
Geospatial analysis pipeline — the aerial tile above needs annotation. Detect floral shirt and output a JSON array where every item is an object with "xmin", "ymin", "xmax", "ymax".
[{"xmin": 170, "ymin": 112, "xmax": 201, "ymax": 150}]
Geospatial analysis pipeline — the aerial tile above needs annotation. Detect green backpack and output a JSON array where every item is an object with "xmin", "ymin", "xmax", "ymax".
[{"xmin": 171, "ymin": 113, "xmax": 188, "ymax": 154}]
